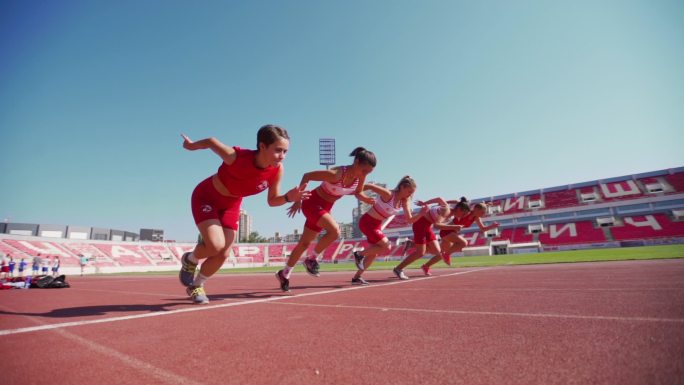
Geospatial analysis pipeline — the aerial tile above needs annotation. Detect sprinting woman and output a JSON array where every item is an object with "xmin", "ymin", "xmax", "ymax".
[
  {"xmin": 391, "ymin": 198, "xmax": 462, "ymax": 279},
  {"xmin": 275, "ymin": 147, "xmax": 376, "ymax": 292},
  {"xmin": 179, "ymin": 125, "xmax": 308, "ymax": 303},
  {"xmin": 429, "ymin": 199, "xmax": 500, "ymax": 268},
  {"xmin": 350, "ymin": 176, "xmax": 425, "ymax": 285}
]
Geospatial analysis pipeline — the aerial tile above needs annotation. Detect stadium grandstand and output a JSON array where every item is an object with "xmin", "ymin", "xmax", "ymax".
[{"xmin": 1, "ymin": 167, "xmax": 683, "ymax": 274}]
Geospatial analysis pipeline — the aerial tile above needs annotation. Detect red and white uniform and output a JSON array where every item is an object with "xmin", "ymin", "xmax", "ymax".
[
  {"xmin": 191, "ymin": 147, "xmax": 280, "ymax": 229},
  {"xmin": 412, "ymin": 205, "xmax": 448, "ymax": 245},
  {"xmin": 302, "ymin": 166, "xmax": 359, "ymax": 232},
  {"xmin": 359, "ymin": 192, "xmax": 400, "ymax": 244},
  {"xmin": 439, "ymin": 211, "xmax": 476, "ymax": 239}
]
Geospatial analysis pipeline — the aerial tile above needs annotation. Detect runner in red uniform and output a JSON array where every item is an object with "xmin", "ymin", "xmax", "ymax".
[
  {"xmin": 179, "ymin": 125, "xmax": 309, "ymax": 303},
  {"xmin": 425, "ymin": 199, "xmax": 499, "ymax": 269},
  {"xmin": 275, "ymin": 147, "xmax": 376, "ymax": 292},
  {"xmin": 351, "ymin": 176, "xmax": 425, "ymax": 285},
  {"xmin": 391, "ymin": 198, "xmax": 462, "ymax": 279}
]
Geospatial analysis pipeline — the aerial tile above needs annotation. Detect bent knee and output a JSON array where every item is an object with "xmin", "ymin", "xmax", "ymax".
[{"xmin": 326, "ymin": 226, "xmax": 341, "ymax": 239}]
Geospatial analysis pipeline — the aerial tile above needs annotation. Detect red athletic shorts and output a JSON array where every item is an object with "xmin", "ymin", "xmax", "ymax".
[
  {"xmin": 412, "ymin": 216, "xmax": 436, "ymax": 245},
  {"xmin": 439, "ymin": 229, "xmax": 454, "ymax": 239},
  {"xmin": 359, "ymin": 214, "xmax": 386, "ymax": 244},
  {"xmin": 191, "ymin": 177, "xmax": 243, "ymax": 230},
  {"xmin": 301, "ymin": 190, "xmax": 335, "ymax": 232}
]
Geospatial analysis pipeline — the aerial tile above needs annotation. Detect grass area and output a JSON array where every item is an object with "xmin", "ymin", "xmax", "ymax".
[{"xmin": 113, "ymin": 244, "xmax": 684, "ymax": 276}]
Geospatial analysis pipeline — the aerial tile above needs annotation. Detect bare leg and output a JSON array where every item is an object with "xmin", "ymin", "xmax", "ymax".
[
  {"xmin": 422, "ymin": 240, "xmax": 443, "ymax": 268},
  {"xmin": 198, "ymin": 227, "xmax": 236, "ymax": 277},
  {"xmin": 312, "ymin": 214, "xmax": 341, "ymax": 256},
  {"xmin": 285, "ymin": 227, "xmax": 320, "ymax": 268},
  {"xmin": 395, "ymin": 243, "xmax": 427, "ymax": 271},
  {"xmin": 355, "ymin": 238, "xmax": 391, "ymax": 279}
]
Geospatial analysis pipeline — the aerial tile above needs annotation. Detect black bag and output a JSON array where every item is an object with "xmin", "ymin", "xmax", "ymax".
[
  {"xmin": 30, "ymin": 275, "xmax": 54, "ymax": 288},
  {"xmin": 48, "ymin": 275, "xmax": 70, "ymax": 288},
  {"xmin": 30, "ymin": 275, "xmax": 70, "ymax": 289}
]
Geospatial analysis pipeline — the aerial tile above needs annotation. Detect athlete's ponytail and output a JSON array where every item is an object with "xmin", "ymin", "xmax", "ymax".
[
  {"xmin": 394, "ymin": 175, "xmax": 416, "ymax": 192},
  {"xmin": 257, "ymin": 124, "xmax": 289, "ymax": 150},
  {"xmin": 453, "ymin": 196, "xmax": 471, "ymax": 212},
  {"xmin": 349, "ymin": 147, "xmax": 377, "ymax": 167}
]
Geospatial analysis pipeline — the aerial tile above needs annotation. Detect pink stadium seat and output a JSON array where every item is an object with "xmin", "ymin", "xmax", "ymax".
[
  {"xmin": 665, "ymin": 173, "xmax": 684, "ymax": 193},
  {"xmin": 462, "ymin": 232, "xmax": 487, "ymax": 247},
  {"xmin": 543, "ymin": 190, "xmax": 579, "ymax": 209},
  {"xmin": 230, "ymin": 244, "xmax": 265, "ymax": 263},
  {"xmin": 168, "ymin": 244, "xmax": 195, "ymax": 259},
  {"xmin": 60, "ymin": 242, "xmax": 117, "ymax": 267},
  {"xmin": 141, "ymin": 244, "xmax": 178, "ymax": 265},
  {"xmin": 599, "ymin": 180, "xmax": 644, "ymax": 202},
  {"xmin": 3, "ymin": 240, "xmax": 80, "ymax": 266},
  {"xmin": 92, "ymin": 244, "xmax": 155, "ymax": 266},
  {"xmin": 492, "ymin": 197, "xmax": 527, "ymax": 215},
  {"xmin": 492, "ymin": 228, "xmax": 534, "ymax": 243},
  {"xmin": 0, "ymin": 241, "xmax": 29, "ymax": 259},
  {"xmin": 335, "ymin": 240, "xmax": 360, "ymax": 261},
  {"xmin": 610, "ymin": 214, "xmax": 684, "ymax": 241},
  {"xmin": 538, "ymin": 221, "xmax": 606, "ymax": 245},
  {"xmin": 320, "ymin": 241, "xmax": 341, "ymax": 262}
]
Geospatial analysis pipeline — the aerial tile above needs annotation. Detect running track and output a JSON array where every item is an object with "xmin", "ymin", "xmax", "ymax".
[{"xmin": 1, "ymin": 259, "xmax": 683, "ymax": 385}]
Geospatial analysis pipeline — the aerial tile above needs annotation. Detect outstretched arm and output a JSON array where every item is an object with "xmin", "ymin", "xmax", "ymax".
[
  {"xmin": 364, "ymin": 183, "xmax": 392, "ymax": 201},
  {"xmin": 476, "ymin": 218, "xmax": 500, "ymax": 232},
  {"xmin": 286, "ymin": 168, "xmax": 339, "ymax": 218},
  {"xmin": 402, "ymin": 199, "xmax": 427, "ymax": 224},
  {"xmin": 415, "ymin": 197, "xmax": 448, "ymax": 208},
  {"xmin": 181, "ymin": 134, "xmax": 236, "ymax": 164},
  {"xmin": 267, "ymin": 166, "xmax": 311, "ymax": 207},
  {"xmin": 354, "ymin": 175, "xmax": 375, "ymax": 205}
]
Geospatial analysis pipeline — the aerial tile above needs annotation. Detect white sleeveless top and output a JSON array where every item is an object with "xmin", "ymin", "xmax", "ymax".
[
  {"xmin": 320, "ymin": 166, "xmax": 359, "ymax": 197},
  {"xmin": 373, "ymin": 192, "xmax": 401, "ymax": 218},
  {"xmin": 426, "ymin": 205, "xmax": 447, "ymax": 224}
]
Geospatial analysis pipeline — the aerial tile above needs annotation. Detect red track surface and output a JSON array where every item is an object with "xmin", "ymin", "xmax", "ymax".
[{"xmin": 1, "ymin": 259, "xmax": 683, "ymax": 385}]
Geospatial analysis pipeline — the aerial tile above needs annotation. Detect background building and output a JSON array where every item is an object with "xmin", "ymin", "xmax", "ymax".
[
  {"xmin": 239, "ymin": 210, "xmax": 252, "ymax": 242},
  {"xmin": 140, "ymin": 229, "xmax": 164, "ymax": 242}
]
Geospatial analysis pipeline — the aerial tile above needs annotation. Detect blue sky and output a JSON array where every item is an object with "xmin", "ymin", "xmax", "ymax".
[{"xmin": 1, "ymin": 0, "xmax": 682, "ymax": 241}]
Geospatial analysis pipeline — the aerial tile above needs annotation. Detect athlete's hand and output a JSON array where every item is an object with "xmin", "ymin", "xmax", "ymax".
[
  {"xmin": 414, "ymin": 200, "xmax": 427, "ymax": 207},
  {"xmin": 181, "ymin": 134, "xmax": 197, "ymax": 150},
  {"xmin": 286, "ymin": 201, "xmax": 302, "ymax": 218},
  {"xmin": 286, "ymin": 185, "xmax": 311, "ymax": 203}
]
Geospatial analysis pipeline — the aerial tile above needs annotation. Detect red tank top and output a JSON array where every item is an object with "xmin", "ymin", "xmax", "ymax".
[
  {"xmin": 216, "ymin": 147, "xmax": 280, "ymax": 197},
  {"xmin": 452, "ymin": 212, "xmax": 476, "ymax": 228}
]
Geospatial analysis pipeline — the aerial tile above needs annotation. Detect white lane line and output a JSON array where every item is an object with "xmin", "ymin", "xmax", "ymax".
[
  {"xmin": 2, "ymin": 303, "xmax": 203, "ymax": 385},
  {"xmin": 270, "ymin": 302, "xmax": 684, "ymax": 324},
  {"xmin": 52, "ymin": 328, "xmax": 205, "ymax": 385},
  {"xmin": 69, "ymin": 288, "xmax": 183, "ymax": 298},
  {"xmin": 399, "ymin": 287, "xmax": 684, "ymax": 292},
  {"xmin": 0, "ymin": 268, "xmax": 489, "ymax": 336}
]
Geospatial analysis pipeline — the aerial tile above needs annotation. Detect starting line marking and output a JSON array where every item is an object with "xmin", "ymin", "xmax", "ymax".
[
  {"xmin": 269, "ymin": 302, "xmax": 684, "ymax": 324},
  {"xmin": 0, "ymin": 268, "xmax": 489, "ymax": 337}
]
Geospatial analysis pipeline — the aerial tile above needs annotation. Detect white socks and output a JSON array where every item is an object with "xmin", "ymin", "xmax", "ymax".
[
  {"xmin": 283, "ymin": 265, "xmax": 293, "ymax": 279},
  {"xmin": 194, "ymin": 273, "xmax": 208, "ymax": 287}
]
